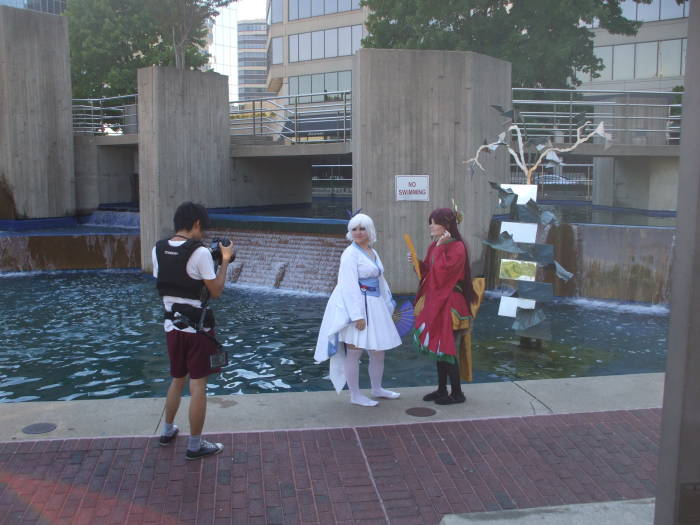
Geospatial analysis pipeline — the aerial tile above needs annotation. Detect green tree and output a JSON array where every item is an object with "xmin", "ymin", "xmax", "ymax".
[
  {"xmin": 147, "ymin": 0, "xmax": 234, "ymax": 70},
  {"xmin": 66, "ymin": 0, "xmax": 233, "ymax": 99},
  {"xmin": 361, "ymin": 0, "xmax": 683, "ymax": 88}
]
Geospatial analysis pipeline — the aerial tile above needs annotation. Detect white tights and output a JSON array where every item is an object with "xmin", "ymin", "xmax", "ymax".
[{"xmin": 344, "ymin": 347, "xmax": 400, "ymax": 406}]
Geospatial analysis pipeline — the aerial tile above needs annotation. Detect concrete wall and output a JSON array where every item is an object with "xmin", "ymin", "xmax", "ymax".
[
  {"xmin": 74, "ymin": 138, "xmax": 138, "ymax": 213},
  {"xmin": 352, "ymin": 49, "xmax": 511, "ymax": 294},
  {"xmin": 137, "ymin": 67, "xmax": 230, "ymax": 271},
  {"xmin": 0, "ymin": 6, "xmax": 75, "ymax": 219},
  {"xmin": 593, "ymin": 156, "xmax": 679, "ymax": 211},
  {"xmin": 230, "ymin": 157, "xmax": 312, "ymax": 207},
  {"xmin": 98, "ymin": 146, "xmax": 137, "ymax": 204}
]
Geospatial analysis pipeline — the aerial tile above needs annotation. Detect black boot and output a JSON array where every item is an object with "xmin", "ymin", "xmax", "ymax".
[
  {"xmin": 423, "ymin": 361, "xmax": 449, "ymax": 401},
  {"xmin": 435, "ymin": 361, "xmax": 466, "ymax": 405}
]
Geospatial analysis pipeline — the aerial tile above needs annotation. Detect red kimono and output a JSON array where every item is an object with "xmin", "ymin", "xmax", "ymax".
[{"xmin": 413, "ymin": 239, "xmax": 472, "ymax": 362}]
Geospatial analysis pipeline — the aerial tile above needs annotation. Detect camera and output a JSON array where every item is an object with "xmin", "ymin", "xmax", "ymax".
[{"xmin": 209, "ymin": 237, "xmax": 233, "ymax": 266}]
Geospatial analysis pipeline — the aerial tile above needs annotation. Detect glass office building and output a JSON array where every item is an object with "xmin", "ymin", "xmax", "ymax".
[
  {"xmin": 581, "ymin": 0, "xmax": 690, "ymax": 90},
  {"xmin": 0, "ymin": 0, "xmax": 66, "ymax": 14},
  {"xmin": 238, "ymin": 20, "xmax": 275, "ymax": 100},
  {"xmin": 266, "ymin": 0, "xmax": 367, "ymax": 97}
]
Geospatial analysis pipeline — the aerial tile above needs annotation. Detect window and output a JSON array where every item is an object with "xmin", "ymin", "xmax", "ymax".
[
  {"xmin": 681, "ymin": 38, "xmax": 687, "ymax": 75},
  {"xmin": 288, "ymin": 70, "xmax": 351, "ymax": 102},
  {"xmin": 312, "ymin": 31, "xmax": 325, "ymax": 60},
  {"xmin": 635, "ymin": 41, "xmax": 658, "ymax": 78},
  {"xmin": 239, "ymin": 23, "xmax": 267, "ymax": 31},
  {"xmin": 289, "ymin": 25, "xmax": 363, "ymax": 61},
  {"xmin": 352, "ymin": 25, "xmax": 363, "ymax": 53},
  {"xmin": 659, "ymin": 39, "xmax": 682, "ymax": 77},
  {"xmin": 312, "ymin": 73, "xmax": 324, "ymax": 102},
  {"xmin": 660, "ymin": 0, "xmax": 685, "ymax": 19},
  {"xmin": 298, "ymin": 75, "xmax": 312, "ymax": 103},
  {"xmin": 271, "ymin": 37, "xmax": 283, "ymax": 64},
  {"xmin": 637, "ymin": 0, "xmax": 660, "ymax": 21},
  {"xmin": 338, "ymin": 70, "xmax": 352, "ymax": 92},
  {"xmin": 325, "ymin": 28, "xmax": 338, "ymax": 58},
  {"xmin": 338, "ymin": 26, "xmax": 352, "ymax": 56},
  {"xmin": 619, "ymin": 0, "xmax": 637, "ymax": 20},
  {"xmin": 291, "ymin": 0, "xmax": 358, "ymax": 19},
  {"xmin": 289, "ymin": 34, "xmax": 299, "ymax": 62},
  {"xmin": 240, "ymin": 52, "xmax": 267, "ymax": 59},
  {"xmin": 613, "ymin": 44, "xmax": 635, "ymax": 80},
  {"xmin": 270, "ymin": 0, "xmax": 283, "ymax": 23},
  {"xmin": 299, "ymin": 32, "xmax": 311, "ymax": 61},
  {"xmin": 325, "ymin": 72, "xmax": 338, "ymax": 99},
  {"xmin": 594, "ymin": 46, "xmax": 613, "ymax": 81},
  {"xmin": 325, "ymin": 0, "xmax": 337, "ymax": 14}
]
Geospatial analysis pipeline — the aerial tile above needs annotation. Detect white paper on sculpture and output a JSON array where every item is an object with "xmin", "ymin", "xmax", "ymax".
[
  {"xmin": 498, "ymin": 296, "xmax": 536, "ymax": 318},
  {"xmin": 500, "ymin": 184, "xmax": 537, "ymax": 204},
  {"xmin": 499, "ymin": 259, "xmax": 537, "ymax": 282},
  {"xmin": 500, "ymin": 222, "xmax": 538, "ymax": 244}
]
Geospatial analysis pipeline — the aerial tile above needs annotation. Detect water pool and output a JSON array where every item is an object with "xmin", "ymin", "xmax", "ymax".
[{"xmin": 0, "ymin": 271, "xmax": 669, "ymax": 402}]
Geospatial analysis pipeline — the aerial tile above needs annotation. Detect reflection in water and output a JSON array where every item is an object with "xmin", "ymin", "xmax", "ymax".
[{"xmin": 0, "ymin": 271, "xmax": 668, "ymax": 402}]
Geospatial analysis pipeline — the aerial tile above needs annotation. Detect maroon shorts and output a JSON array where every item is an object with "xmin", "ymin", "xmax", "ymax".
[{"xmin": 166, "ymin": 329, "xmax": 221, "ymax": 379}]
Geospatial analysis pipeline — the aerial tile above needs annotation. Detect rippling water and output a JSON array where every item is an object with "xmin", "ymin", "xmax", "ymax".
[{"xmin": 0, "ymin": 271, "xmax": 669, "ymax": 402}]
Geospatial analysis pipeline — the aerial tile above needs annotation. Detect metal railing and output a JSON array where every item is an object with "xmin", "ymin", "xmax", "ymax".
[
  {"xmin": 512, "ymin": 88, "xmax": 683, "ymax": 146},
  {"xmin": 70, "ymin": 87, "xmax": 684, "ymax": 149},
  {"xmin": 511, "ymin": 161, "xmax": 593, "ymax": 200},
  {"xmin": 72, "ymin": 94, "xmax": 138, "ymax": 135},
  {"xmin": 229, "ymin": 90, "xmax": 352, "ymax": 144}
]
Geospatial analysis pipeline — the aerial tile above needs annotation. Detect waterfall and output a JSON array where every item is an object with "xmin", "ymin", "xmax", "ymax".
[
  {"xmin": 486, "ymin": 220, "xmax": 674, "ymax": 304},
  {"xmin": 209, "ymin": 229, "xmax": 345, "ymax": 294}
]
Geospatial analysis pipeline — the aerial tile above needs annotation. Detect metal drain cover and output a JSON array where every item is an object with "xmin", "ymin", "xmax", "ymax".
[
  {"xmin": 406, "ymin": 407, "xmax": 436, "ymax": 417},
  {"xmin": 22, "ymin": 423, "xmax": 57, "ymax": 435}
]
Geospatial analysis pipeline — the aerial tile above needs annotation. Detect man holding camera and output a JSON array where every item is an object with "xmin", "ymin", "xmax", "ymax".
[{"xmin": 152, "ymin": 202, "xmax": 234, "ymax": 460}]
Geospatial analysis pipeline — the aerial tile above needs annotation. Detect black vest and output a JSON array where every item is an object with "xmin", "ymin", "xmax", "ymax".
[{"xmin": 155, "ymin": 238, "xmax": 207, "ymax": 300}]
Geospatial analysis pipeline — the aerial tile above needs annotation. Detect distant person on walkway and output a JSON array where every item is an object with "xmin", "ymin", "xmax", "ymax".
[
  {"xmin": 408, "ymin": 208, "xmax": 477, "ymax": 405},
  {"xmin": 152, "ymin": 202, "xmax": 234, "ymax": 459},
  {"xmin": 315, "ymin": 213, "xmax": 402, "ymax": 406}
]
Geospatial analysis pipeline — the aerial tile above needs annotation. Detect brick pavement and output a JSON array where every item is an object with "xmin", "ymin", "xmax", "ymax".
[{"xmin": 0, "ymin": 409, "xmax": 660, "ymax": 525}]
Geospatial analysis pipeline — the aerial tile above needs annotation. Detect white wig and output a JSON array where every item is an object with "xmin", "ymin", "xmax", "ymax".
[{"xmin": 346, "ymin": 213, "xmax": 377, "ymax": 245}]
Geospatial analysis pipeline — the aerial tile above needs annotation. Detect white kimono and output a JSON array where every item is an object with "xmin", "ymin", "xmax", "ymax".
[{"xmin": 314, "ymin": 243, "xmax": 402, "ymax": 392}]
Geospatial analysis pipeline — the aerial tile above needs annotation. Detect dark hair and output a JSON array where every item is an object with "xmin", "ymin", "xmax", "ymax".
[
  {"xmin": 173, "ymin": 202, "xmax": 210, "ymax": 232},
  {"xmin": 428, "ymin": 208, "xmax": 477, "ymax": 304}
]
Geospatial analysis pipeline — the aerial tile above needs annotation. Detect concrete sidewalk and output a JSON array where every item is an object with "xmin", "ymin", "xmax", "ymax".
[
  {"xmin": 441, "ymin": 499, "xmax": 655, "ymax": 524},
  {"xmin": 0, "ymin": 373, "xmax": 664, "ymax": 442},
  {"xmin": 0, "ymin": 408, "xmax": 660, "ymax": 524}
]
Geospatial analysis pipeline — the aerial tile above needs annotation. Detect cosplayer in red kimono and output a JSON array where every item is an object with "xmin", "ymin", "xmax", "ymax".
[{"xmin": 409, "ymin": 207, "xmax": 478, "ymax": 405}]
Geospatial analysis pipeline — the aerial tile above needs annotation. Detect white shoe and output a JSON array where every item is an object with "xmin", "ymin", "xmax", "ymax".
[
  {"xmin": 351, "ymin": 394, "xmax": 379, "ymax": 407},
  {"xmin": 372, "ymin": 389, "xmax": 400, "ymax": 399}
]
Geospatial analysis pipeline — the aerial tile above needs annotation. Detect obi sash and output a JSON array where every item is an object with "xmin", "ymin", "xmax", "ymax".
[{"xmin": 359, "ymin": 277, "xmax": 381, "ymax": 297}]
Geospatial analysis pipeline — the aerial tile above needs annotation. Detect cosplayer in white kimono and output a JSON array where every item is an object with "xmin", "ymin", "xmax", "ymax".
[{"xmin": 314, "ymin": 213, "xmax": 403, "ymax": 406}]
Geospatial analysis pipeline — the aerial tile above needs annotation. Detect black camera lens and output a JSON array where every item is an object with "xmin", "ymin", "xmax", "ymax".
[{"xmin": 209, "ymin": 237, "xmax": 233, "ymax": 265}]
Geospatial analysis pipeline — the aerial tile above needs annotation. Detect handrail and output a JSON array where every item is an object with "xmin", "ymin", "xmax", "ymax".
[
  {"xmin": 512, "ymin": 87, "xmax": 683, "ymax": 146},
  {"xmin": 230, "ymin": 90, "xmax": 352, "ymax": 144},
  {"xmin": 72, "ymin": 94, "xmax": 138, "ymax": 135}
]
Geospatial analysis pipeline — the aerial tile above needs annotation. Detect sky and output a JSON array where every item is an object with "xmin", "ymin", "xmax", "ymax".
[{"xmin": 235, "ymin": 0, "xmax": 267, "ymax": 21}]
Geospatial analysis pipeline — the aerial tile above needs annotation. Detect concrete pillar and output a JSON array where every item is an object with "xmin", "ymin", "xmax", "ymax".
[
  {"xmin": 592, "ymin": 158, "xmax": 615, "ymax": 207},
  {"xmin": 352, "ymin": 49, "xmax": 511, "ymax": 294},
  {"xmin": 654, "ymin": 3, "xmax": 700, "ymax": 524},
  {"xmin": 137, "ymin": 67, "xmax": 230, "ymax": 271},
  {"xmin": 0, "ymin": 6, "xmax": 75, "ymax": 219}
]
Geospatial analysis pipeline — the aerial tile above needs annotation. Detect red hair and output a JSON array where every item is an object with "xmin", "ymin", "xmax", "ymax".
[{"xmin": 429, "ymin": 208, "xmax": 477, "ymax": 304}]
